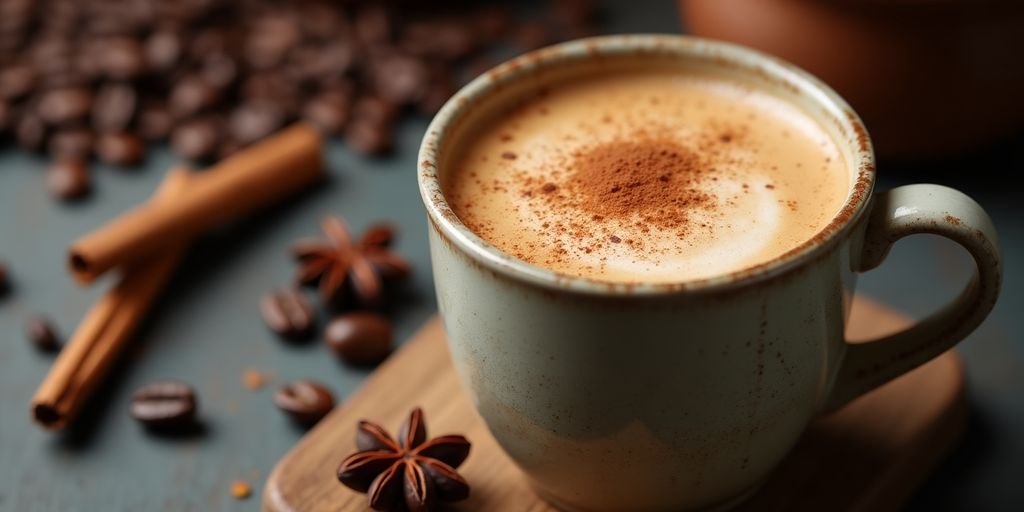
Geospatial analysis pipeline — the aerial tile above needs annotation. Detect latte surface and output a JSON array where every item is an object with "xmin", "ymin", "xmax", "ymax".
[{"xmin": 445, "ymin": 70, "xmax": 850, "ymax": 283}]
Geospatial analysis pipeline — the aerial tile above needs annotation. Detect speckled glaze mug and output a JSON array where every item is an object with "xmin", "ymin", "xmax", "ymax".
[{"xmin": 417, "ymin": 35, "xmax": 1002, "ymax": 512}]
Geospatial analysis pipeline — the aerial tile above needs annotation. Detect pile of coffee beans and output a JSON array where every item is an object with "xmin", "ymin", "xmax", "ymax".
[{"xmin": 0, "ymin": 0, "xmax": 599, "ymax": 200}]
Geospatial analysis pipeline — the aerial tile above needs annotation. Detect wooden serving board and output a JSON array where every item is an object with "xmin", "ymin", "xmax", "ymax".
[{"xmin": 263, "ymin": 296, "xmax": 966, "ymax": 512}]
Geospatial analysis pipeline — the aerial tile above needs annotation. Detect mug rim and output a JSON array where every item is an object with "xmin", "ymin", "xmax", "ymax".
[{"xmin": 417, "ymin": 34, "xmax": 876, "ymax": 297}]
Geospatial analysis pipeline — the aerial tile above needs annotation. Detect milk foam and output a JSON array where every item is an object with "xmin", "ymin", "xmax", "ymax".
[{"xmin": 446, "ymin": 71, "xmax": 850, "ymax": 283}]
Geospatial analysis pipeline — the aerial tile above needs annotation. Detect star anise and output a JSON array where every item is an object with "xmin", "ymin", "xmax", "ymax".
[
  {"xmin": 337, "ymin": 407, "xmax": 471, "ymax": 512},
  {"xmin": 293, "ymin": 216, "xmax": 410, "ymax": 309}
]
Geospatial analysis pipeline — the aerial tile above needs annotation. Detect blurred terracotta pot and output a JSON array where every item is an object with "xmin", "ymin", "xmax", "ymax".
[{"xmin": 681, "ymin": 0, "xmax": 1024, "ymax": 160}]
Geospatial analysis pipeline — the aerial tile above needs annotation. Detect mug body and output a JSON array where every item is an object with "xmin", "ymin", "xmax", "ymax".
[{"xmin": 418, "ymin": 35, "xmax": 875, "ymax": 512}]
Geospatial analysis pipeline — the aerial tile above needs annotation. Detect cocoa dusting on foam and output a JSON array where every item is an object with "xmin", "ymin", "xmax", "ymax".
[{"xmin": 564, "ymin": 138, "xmax": 713, "ymax": 232}]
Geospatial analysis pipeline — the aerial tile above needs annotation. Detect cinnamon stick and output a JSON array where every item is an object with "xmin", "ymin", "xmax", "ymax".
[
  {"xmin": 32, "ymin": 168, "xmax": 193, "ymax": 430},
  {"xmin": 69, "ymin": 123, "xmax": 323, "ymax": 283}
]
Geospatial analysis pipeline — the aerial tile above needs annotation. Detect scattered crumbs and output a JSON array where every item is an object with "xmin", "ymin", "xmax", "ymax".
[
  {"xmin": 501, "ymin": 151, "xmax": 517, "ymax": 160},
  {"xmin": 609, "ymin": 235, "xmax": 622, "ymax": 243},
  {"xmin": 231, "ymin": 480, "xmax": 252, "ymax": 500},
  {"xmin": 242, "ymin": 368, "xmax": 269, "ymax": 390},
  {"xmin": 541, "ymin": 182, "xmax": 557, "ymax": 193}
]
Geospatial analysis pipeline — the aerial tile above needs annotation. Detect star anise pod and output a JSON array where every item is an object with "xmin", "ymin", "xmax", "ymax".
[
  {"xmin": 337, "ymin": 407, "xmax": 471, "ymax": 512},
  {"xmin": 292, "ymin": 216, "xmax": 411, "ymax": 309}
]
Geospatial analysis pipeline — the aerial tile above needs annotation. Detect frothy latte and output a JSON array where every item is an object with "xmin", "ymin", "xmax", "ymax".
[{"xmin": 445, "ymin": 69, "xmax": 850, "ymax": 283}]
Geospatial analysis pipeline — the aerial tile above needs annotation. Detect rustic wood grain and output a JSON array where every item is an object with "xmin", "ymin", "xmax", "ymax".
[{"xmin": 262, "ymin": 296, "xmax": 966, "ymax": 512}]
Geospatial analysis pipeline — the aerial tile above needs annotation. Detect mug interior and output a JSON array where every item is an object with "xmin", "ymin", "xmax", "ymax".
[{"xmin": 418, "ymin": 34, "xmax": 875, "ymax": 296}]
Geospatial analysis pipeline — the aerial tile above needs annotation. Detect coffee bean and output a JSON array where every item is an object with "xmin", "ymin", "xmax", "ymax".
[
  {"xmin": 245, "ymin": 18, "xmax": 301, "ymax": 71},
  {"xmin": 46, "ymin": 159, "xmax": 91, "ymax": 200},
  {"xmin": 130, "ymin": 381, "xmax": 198, "ymax": 430},
  {"xmin": 0, "ymin": 63, "xmax": 36, "ymax": 100},
  {"xmin": 145, "ymin": 30, "xmax": 182, "ymax": 72},
  {"xmin": 171, "ymin": 116, "xmax": 221, "ymax": 161},
  {"xmin": 48, "ymin": 128, "xmax": 94, "ymax": 160},
  {"xmin": 98, "ymin": 37, "xmax": 146, "ymax": 80},
  {"xmin": 402, "ymin": 20, "xmax": 479, "ymax": 61},
  {"xmin": 201, "ymin": 53, "xmax": 238, "ymax": 89},
  {"xmin": 15, "ymin": 112, "xmax": 47, "ymax": 152},
  {"xmin": 513, "ymin": 23, "xmax": 556, "ymax": 52},
  {"xmin": 217, "ymin": 138, "xmax": 244, "ymax": 160},
  {"xmin": 261, "ymin": 289, "xmax": 315, "ymax": 340},
  {"xmin": 324, "ymin": 312, "xmax": 392, "ymax": 365},
  {"xmin": 354, "ymin": 6, "xmax": 393, "ymax": 45},
  {"xmin": 287, "ymin": 42, "xmax": 354, "ymax": 85},
  {"xmin": 274, "ymin": 380, "xmax": 335, "ymax": 424},
  {"xmin": 372, "ymin": 53, "xmax": 430, "ymax": 105},
  {"xmin": 26, "ymin": 315, "xmax": 60, "ymax": 352},
  {"xmin": 301, "ymin": 91, "xmax": 350, "ymax": 135},
  {"xmin": 37, "ymin": 87, "xmax": 93, "ymax": 126},
  {"xmin": 351, "ymin": 96, "xmax": 398, "ymax": 126},
  {"xmin": 418, "ymin": 66, "xmax": 456, "ymax": 115},
  {"xmin": 345, "ymin": 119, "xmax": 393, "ymax": 155},
  {"xmin": 241, "ymin": 73, "xmax": 299, "ymax": 117},
  {"xmin": 228, "ymin": 102, "xmax": 284, "ymax": 145},
  {"xmin": 138, "ymin": 104, "xmax": 174, "ymax": 141},
  {"xmin": 0, "ymin": 261, "xmax": 9, "ymax": 295},
  {"xmin": 169, "ymin": 76, "xmax": 221, "ymax": 119},
  {"xmin": 96, "ymin": 132, "xmax": 144, "ymax": 166},
  {"xmin": 475, "ymin": 7, "xmax": 513, "ymax": 40},
  {"xmin": 92, "ymin": 83, "xmax": 137, "ymax": 133},
  {"xmin": 0, "ymin": 101, "xmax": 13, "ymax": 134}
]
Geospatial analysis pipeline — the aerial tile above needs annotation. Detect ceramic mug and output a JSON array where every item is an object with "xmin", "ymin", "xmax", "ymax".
[{"xmin": 417, "ymin": 35, "xmax": 1002, "ymax": 512}]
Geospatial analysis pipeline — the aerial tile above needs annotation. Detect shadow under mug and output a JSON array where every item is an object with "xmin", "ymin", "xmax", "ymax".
[{"xmin": 417, "ymin": 35, "xmax": 1002, "ymax": 512}]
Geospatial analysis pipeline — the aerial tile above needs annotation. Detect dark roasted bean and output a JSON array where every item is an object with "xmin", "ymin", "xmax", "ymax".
[
  {"xmin": 92, "ymin": 83, "xmax": 137, "ymax": 133},
  {"xmin": 138, "ymin": 104, "xmax": 174, "ymax": 141},
  {"xmin": 0, "ymin": 64, "xmax": 36, "ymax": 100},
  {"xmin": 130, "ymin": 381, "xmax": 198, "ymax": 430},
  {"xmin": 200, "ymin": 53, "xmax": 238, "ymax": 89},
  {"xmin": 274, "ymin": 380, "xmax": 335, "ymax": 424},
  {"xmin": 46, "ymin": 159, "xmax": 91, "ymax": 200},
  {"xmin": 144, "ymin": 30, "xmax": 182, "ymax": 72},
  {"xmin": 171, "ymin": 116, "xmax": 221, "ymax": 161},
  {"xmin": 26, "ymin": 315, "xmax": 60, "ymax": 351},
  {"xmin": 96, "ymin": 132, "xmax": 144, "ymax": 166},
  {"xmin": 37, "ymin": 87, "xmax": 93, "ymax": 126},
  {"xmin": 261, "ymin": 289, "xmax": 316, "ymax": 340},
  {"xmin": 350, "ymin": 96, "xmax": 398, "ymax": 126},
  {"xmin": 513, "ymin": 23, "xmax": 556, "ymax": 52},
  {"xmin": 301, "ymin": 91, "xmax": 350, "ymax": 135},
  {"xmin": 345, "ymin": 119, "xmax": 393, "ymax": 155},
  {"xmin": 48, "ymin": 128, "xmax": 94, "ymax": 160},
  {"xmin": 15, "ymin": 112, "xmax": 47, "ymax": 152},
  {"xmin": 228, "ymin": 102, "xmax": 284, "ymax": 145},
  {"xmin": 97, "ymin": 37, "xmax": 146, "ymax": 80},
  {"xmin": 0, "ymin": 260, "xmax": 9, "ymax": 295},
  {"xmin": 324, "ymin": 312, "xmax": 392, "ymax": 365},
  {"xmin": 372, "ymin": 53, "xmax": 430, "ymax": 105},
  {"xmin": 169, "ymin": 76, "xmax": 221, "ymax": 119}
]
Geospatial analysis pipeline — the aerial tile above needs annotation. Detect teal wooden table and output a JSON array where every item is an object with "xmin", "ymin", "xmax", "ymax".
[{"xmin": 1, "ymin": 2, "xmax": 1021, "ymax": 510}]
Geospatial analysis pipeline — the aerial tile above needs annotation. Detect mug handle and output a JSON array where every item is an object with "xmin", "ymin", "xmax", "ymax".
[{"xmin": 822, "ymin": 184, "xmax": 1002, "ymax": 412}]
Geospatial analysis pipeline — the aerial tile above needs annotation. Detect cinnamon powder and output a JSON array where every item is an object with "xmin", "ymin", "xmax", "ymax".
[{"xmin": 561, "ymin": 138, "xmax": 713, "ymax": 232}]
